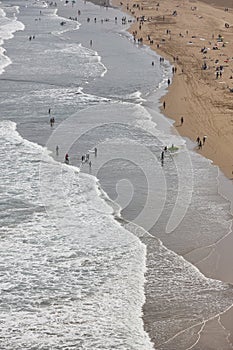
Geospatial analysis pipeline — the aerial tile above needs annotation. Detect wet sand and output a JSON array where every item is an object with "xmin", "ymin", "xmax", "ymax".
[
  {"xmin": 112, "ymin": 0, "xmax": 233, "ymax": 179},
  {"xmin": 108, "ymin": 0, "xmax": 233, "ymax": 348},
  {"xmin": 58, "ymin": 0, "xmax": 233, "ymax": 348}
]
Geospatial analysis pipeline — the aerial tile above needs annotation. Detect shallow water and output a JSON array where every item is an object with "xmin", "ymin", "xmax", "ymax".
[{"xmin": 0, "ymin": 0, "xmax": 233, "ymax": 349}]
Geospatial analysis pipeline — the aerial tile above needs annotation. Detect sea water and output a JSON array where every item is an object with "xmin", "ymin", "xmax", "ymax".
[
  {"xmin": 0, "ymin": 120, "xmax": 153, "ymax": 349},
  {"xmin": 0, "ymin": 0, "xmax": 233, "ymax": 349}
]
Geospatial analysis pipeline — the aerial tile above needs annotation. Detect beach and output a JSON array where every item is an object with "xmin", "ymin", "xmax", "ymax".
[
  {"xmin": 107, "ymin": 0, "xmax": 233, "ymax": 347},
  {"xmin": 108, "ymin": 0, "xmax": 233, "ymax": 269},
  {"xmin": 111, "ymin": 0, "xmax": 233, "ymax": 179},
  {"xmin": 0, "ymin": 0, "xmax": 233, "ymax": 349}
]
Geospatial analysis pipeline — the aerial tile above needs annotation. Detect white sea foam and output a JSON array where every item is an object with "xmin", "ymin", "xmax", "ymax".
[
  {"xmin": 0, "ymin": 47, "xmax": 11, "ymax": 74},
  {"xmin": 30, "ymin": 86, "xmax": 110, "ymax": 109},
  {"xmin": 47, "ymin": 6, "xmax": 107, "ymax": 78},
  {"xmin": 0, "ymin": 120, "xmax": 154, "ymax": 349},
  {"xmin": 0, "ymin": 120, "xmax": 232, "ymax": 350},
  {"xmin": 124, "ymin": 90, "xmax": 146, "ymax": 102},
  {"xmin": 1, "ymin": 0, "xmax": 232, "ymax": 348},
  {"xmin": 0, "ymin": 11, "xmax": 25, "ymax": 43},
  {"xmin": 50, "ymin": 7, "xmax": 80, "ymax": 34},
  {"xmin": 0, "ymin": 7, "xmax": 5, "ymax": 17},
  {"xmin": 0, "ymin": 2, "xmax": 25, "ymax": 74}
]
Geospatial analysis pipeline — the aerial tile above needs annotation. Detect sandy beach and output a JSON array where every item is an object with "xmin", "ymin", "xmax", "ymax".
[
  {"xmin": 107, "ymin": 0, "xmax": 233, "ymax": 348},
  {"xmin": 111, "ymin": 0, "xmax": 233, "ymax": 179},
  {"xmin": 1, "ymin": 0, "xmax": 232, "ymax": 347},
  {"xmin": 109, "ymin": 0, "xmax": 233, "ymax": 271},
  {"xmin": 49, "ymin": 0, "xmax": 233, "ymax": 345},
  {"xmin": 47, "ymin": 0, "xmax": 233, "ymax": 347}
]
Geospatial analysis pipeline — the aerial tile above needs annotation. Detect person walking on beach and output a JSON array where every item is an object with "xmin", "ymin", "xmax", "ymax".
[
  {"xmin": 163, "ymin": 101, "xmax": 166, "ymax": 109},
  {"xmin": 180, "ymin": 116, "xmax": 184, "ymax": 125},
  {"xmin": 203, "ymin": 135, "xmax": 207, "ymax": 145}
]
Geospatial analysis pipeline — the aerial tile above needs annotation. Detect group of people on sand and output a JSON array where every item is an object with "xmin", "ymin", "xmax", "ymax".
[
  {"xmin": 196, "ymin": 136, "xmax": 207, "ymax": 150},
  {"xmin": 126, "ymin": 0, "xmax": 233, "ymax": 89}
]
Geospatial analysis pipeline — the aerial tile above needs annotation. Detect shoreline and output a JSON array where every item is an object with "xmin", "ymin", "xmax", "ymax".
[
  {"xmin": 1, "ymin": 0, "xmax": 233, "ymax": 348},
  {"xmin": 106, "ymin": 0, "xmax": 233, "ymax": 348},
  {"xmin": 46, "ymin": 1, "xmax": 233, "ymax": 348},
  {"xmin": 52, "ymin": 0, "xmax": 233, "ymax": 349},
  {"xmin": 112, "ymin": 0, "xmax": 233, "ymax": 180},
  {"xmin": 109, "ymin": 0, "xmax": 233, "ymax": 280}
]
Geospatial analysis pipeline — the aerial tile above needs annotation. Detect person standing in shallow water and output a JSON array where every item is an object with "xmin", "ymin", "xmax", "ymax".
[
  {"xmin": 50, "ymin": 117, "xmax": 55, "ymax": 127},
  {"xmin": 65, "ymin": 153, "xmax": 69, "ymax": 164},
  {"xmin": 161, "ymin": 150, "xmax": 164, "ymax": 161},
  {"xmin": 161, "ymin": 151, "xmax": 164, "ymax": 167}
]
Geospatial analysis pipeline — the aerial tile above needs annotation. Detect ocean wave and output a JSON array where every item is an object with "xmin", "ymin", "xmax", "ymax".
[
  {"xmin": 0, "ymin": 2, "xmax": 25, "ymax": 74},
  {"xmin": 0, "ymin": 119, "xmax": 153, "ymax": 349}
]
